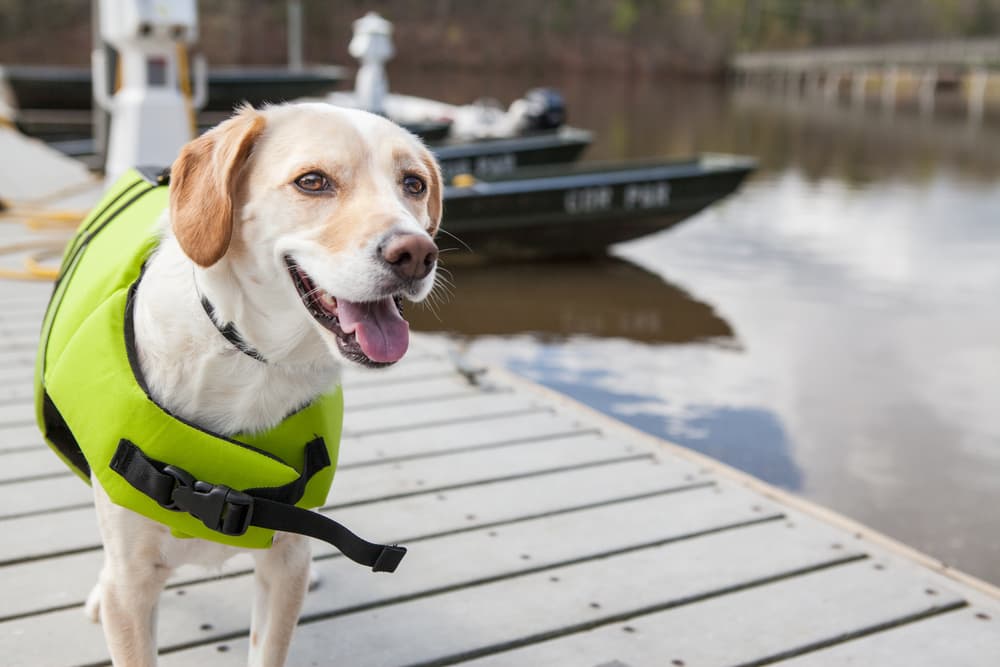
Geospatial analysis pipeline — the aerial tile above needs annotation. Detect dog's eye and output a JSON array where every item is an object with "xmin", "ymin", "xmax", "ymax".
[
  {"xmin": 294, "ymin": 172, "xmax": 332, "ymax": 194},
  {"xmin": 402, "ymin": 175, "xmax": 426, "ymax": 196}
]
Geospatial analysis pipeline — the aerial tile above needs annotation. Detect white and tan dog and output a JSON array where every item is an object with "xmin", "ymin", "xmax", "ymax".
[{"xmin": 85, "ymin": 102, "xmax": 441, "ymax": 666}]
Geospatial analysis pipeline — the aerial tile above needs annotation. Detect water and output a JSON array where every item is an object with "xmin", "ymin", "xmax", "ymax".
[{"xmin": 393, "ymin": 71, "xmax": 1000, "ymax": 585}]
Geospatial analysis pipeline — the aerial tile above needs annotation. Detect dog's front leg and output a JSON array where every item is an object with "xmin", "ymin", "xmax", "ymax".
[
  {"xmin": 92, "ymin": 481, "xmax": 173, "ymax": 667},
  {"xmin": 249, "ymin": 532, "xmax": 312, "ymax": 667}
]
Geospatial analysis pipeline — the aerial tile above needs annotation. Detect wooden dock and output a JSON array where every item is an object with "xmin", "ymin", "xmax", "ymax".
[
  {"xmin": 0, "ymin": 132, "xmax": 998, "ymax": 665},
  {"xmin": 0, "ymin": 275, "xmax": 998, "ymax": 667}
]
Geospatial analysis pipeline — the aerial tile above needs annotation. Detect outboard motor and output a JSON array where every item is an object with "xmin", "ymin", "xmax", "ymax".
[{"xmin": 510, "ymin": 87, "xmax": 567, "ymax": 132}]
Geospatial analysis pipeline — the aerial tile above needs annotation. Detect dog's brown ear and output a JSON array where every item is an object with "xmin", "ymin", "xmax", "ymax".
[
  {"xmin": 420, "ymin": 153, "xmax": 443, "ymax": 237},
  {"xmin": 169, "ymin": 106, "xmax": 265, "ymax": 267}
]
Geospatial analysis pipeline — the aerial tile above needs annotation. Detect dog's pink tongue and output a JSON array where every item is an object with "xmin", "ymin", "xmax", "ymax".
[{"xmin": 337, "ymin": 298, "xmax": 409, "ymax": 363}]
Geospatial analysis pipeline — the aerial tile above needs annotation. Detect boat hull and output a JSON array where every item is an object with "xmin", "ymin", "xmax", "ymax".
[
  {"xmin": 0, "ymin": 64, "xmax": 346, "ymax": 112},
  {"xmin": 440, "ymin": 156, "xmax": 755, "ymax": 260},
  {"xmin": 434, "ymin": 128, "xmax": 592, "ymax": 181}
]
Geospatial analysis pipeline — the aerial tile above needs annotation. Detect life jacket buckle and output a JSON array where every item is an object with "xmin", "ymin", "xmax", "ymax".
[{"xmin": 163, "ymin": 465, "xmax": 255, "ymax": 537}]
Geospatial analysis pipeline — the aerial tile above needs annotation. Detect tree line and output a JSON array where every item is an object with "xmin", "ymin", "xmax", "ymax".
[{"xmin": 1, "ymin": 0, "xmax": 998, "ymax": 76}]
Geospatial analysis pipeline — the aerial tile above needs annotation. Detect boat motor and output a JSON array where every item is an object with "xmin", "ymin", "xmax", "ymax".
[
  {"xmin": 448, "ymin": 88, "xmax": 568, "ymax": 140},
  {"xmin": 509, "ymin": 87, "xmax": 567, "ymax": 132},
  {"xmin": 349, "ymin": 12, "xmax": 395, "ymax": 116},
  {"xmin": 92, "ymin": 0, "xmax": 207, "ymax": 184}
]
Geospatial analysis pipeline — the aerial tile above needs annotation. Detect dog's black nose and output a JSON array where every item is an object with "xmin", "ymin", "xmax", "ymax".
[{"xmin": 380, "ymin": 234, "xmax": 438, "ymax": 280}]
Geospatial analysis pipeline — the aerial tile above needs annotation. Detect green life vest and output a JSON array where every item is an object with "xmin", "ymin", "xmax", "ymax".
[{"xmin": 34, "ymin": 168, "xmax": 404, "ymax": 571}]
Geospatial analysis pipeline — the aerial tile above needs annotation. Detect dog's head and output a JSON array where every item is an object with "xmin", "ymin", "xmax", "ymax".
[{"xmin": 169, "ymin": 102, "xmax": 442, "ymax": 368}]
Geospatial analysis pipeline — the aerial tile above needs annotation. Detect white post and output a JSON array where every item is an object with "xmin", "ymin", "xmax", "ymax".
[
  {"xmin": 349, "ymin": 12, "xmax": 395, "ymax": 116},
  {"xmin": 806, "ymin": 70, "xmax": 821, "ymax": 97},
  {"xmin": 824, "ymin": 70, "xmax": 841, "ymax": 102},
  {"xmin": 918, "ymin": 67, "xmax": 937, "ymax": 118},
  {"xmin": 968, "ymin": 66, "xmax": 988, "ymax": 125},
  {"xmin": 881, "ymin": 65, "xmax": 898, "ymax": 114},
  {"xmin": 852, "ymin": 67, "xmax": 868, "ymax": 109},
  {"xmin": 785, "ymin": 70, "xmax": 797, "ymax": 97},
  {"xmin": 287, "ymin": 0, "xmax": 303, "ymax": 71},
  {"xmin": 98, "ymin": 0, "xmax": 200, "ymax": 184}
]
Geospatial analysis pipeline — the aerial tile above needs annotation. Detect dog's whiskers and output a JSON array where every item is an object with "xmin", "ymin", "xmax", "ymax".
[
  {"xmin": 433, "ymin": 272, "xmax": 456, "ymax": 292},
  {"xmin": 436, "ymin": 228, "xmax": 472, "ymax": 253}
]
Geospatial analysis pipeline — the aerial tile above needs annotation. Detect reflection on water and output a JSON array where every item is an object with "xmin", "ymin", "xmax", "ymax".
[
  {"xmin": 397, "ymin": 70, "xmax": 1000, "ymax": 585},
  {"xmin": 408, "ymin": 258, "xmax": 733, "ymax": 344}
]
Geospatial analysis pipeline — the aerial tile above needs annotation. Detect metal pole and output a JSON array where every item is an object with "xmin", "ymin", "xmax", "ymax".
[
  {"xmin": 919, "ymin": 67, "xmax": 937, "ymax": 118},
  {"xmin": 968, "ymin": 66, "xmax": 988, "ymax": 126},
  {"xmin": 287, "ymin": 0, "xmax": 304, "ymax": 71},
  {"xmin": 91, "ymin": 0, "xmax": 111, "ymax": 166}
]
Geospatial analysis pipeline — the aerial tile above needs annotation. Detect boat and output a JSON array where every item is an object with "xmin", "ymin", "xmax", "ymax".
[
  {"xmin": 433, "ymin": 127, "xmax": 592, "ymax": 181},
  {"xmin": 0, "ymin": 63, "xmax": 346, "ymax": 112},
  {"xmin": 440, "ymin": 155, "xmax": 755, "ymax": 260},
  {"xmin": 0, "ymin": 63, "xmax": 346, "ymax": 141}
]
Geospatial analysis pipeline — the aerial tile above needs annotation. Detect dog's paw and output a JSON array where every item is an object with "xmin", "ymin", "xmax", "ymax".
[
  {"xmin": 308, "ymin": 564, "xmax": 323, "ymax": 592},
  {"xmin": 83, "ymin": 583, "xmax": 102, "ymax": 624}
]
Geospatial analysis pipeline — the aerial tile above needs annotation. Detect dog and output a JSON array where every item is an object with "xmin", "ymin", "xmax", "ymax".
[{"xmin": 79, "ymin": 102, "xmax": 441, "ymax": 666}]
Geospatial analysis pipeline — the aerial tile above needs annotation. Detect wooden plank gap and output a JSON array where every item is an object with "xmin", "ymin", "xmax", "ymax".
[
  {"xmin": 0, "ymin": 397, "xmax": 33, "ymax": 409},
  {"xmin": 347, "ymin": 387, "xmax": 514, "ymax": 413},
  {"xmin": 0, "ymin": 342, "xmax": 38, "ymax": 352},
  {"xmin": 8, "ymin": 481, "xmax": 722, "ymax": 622},
  {"xmin": 0, "ymin": 599, "xmax": 83, "ymax": 625},
  {"xmin": 0, "ymin": 443, "xmax": 45, "ymax": 456},
  {"xmin": 400, "ymin": 554, "xmax": 872, "ymax": 667},
  {"xmin": 296, "ymin": 515, "xmax": 792, "ymax": 629},
  {"xmin": 0, "ymin": 469, "xmax": 72, "ymax": 486},
  {"xmin": 346, "ymin": 370, "xmax": 465, "ymax": 389},
  {"xmin": 0, "ymin": 418, "xmax": 37, "ymax": 430},
  {"xmin": 0, "ymin": 543, "xmax": 102, "ymax": 569},
  {"xmin": 323, "ymin": 453, "xmax": 654, "ymax": 511},
  {"xmin": 150, "ymin": 514, "xmax": 792, "ymax": 662},
  {"xmin": 0, "ymin": 500, "xmax": 93, "ymax": 522},
  {"xmin": 337, "ymin": 428, "xmax": 603, "ymax": 471},
  {"xmin": 734, "ymin": 601, "xmax": 971, "ymax": 667},
  {"xmin": 343, "ymin": 407, "xmax": 553, "ymax": 438}
]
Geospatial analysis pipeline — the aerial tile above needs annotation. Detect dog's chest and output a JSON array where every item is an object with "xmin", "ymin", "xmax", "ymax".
[{"xmin": 131, "ymin": 258, "xmax": 340, "ymax": 436}]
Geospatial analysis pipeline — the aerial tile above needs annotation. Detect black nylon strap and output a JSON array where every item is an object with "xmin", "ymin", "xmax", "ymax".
[
  {"xmin": 251, "ymin": 497, "xmax": 406, "ymax": 572},
  {"xmin": 199, "ymin": 295, "xmax": 268, "ymax": 364},
  {"xmin": 109, "ymin": 439, "xmax": 405, "ymax": 573}
]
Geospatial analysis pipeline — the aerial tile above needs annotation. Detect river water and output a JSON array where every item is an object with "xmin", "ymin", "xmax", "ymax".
[{"xmin": 395, "ymin": 71, "xmax": 1000, "ymax": 585}]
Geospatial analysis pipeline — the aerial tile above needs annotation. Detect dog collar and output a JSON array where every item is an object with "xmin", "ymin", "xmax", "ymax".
[{"xmin": 198, "ymin": 291, "xmax": 269, "ymax": 364}]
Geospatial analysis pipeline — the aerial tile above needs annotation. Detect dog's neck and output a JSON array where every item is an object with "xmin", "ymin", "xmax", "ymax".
[{"xmin": 132, "ymin": 234, "xmax": 340, "ymax": 436}]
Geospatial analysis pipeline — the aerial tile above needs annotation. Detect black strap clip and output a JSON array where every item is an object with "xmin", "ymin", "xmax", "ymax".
[
  {"xmin": 163, "ymin": 465, "xmax": 255, "ymax": 536},
  {"xmin": 372, "ymin": 544, "xmax": 407, "ymax": 573}
]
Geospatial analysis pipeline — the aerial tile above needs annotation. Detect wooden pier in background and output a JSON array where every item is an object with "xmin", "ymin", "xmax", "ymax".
[
  {"xmin": 730, "ymin": 38, "xmax": 1000, "ymax": 122},
  {"xmin": 0, "ymin": 275, "xmax": 997, "ymax": 666}
]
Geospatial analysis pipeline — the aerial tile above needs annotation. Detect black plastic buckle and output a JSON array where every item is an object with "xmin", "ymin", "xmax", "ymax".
[
  {"xmin": 372, "ymin": 544, "xmax": 407, "ymax": 573},
  {"xmin": 162, "ymin": 465, "xmax": 255, "ymax": 536}
]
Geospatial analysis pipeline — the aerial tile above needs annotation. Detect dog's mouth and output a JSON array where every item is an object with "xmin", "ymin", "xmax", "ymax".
[{"xmin": 284, "ymin": 256, "xmax": 408, "ymax": 368}]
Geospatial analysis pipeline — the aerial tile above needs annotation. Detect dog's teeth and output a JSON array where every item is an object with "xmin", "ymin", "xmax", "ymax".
[{"xmin": 319, "ymin": 292, "xmax": 337, "ymax": 310}]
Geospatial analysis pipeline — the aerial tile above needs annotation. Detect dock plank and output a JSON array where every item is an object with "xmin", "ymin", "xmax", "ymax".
[
  {"xmin": 0, "ymin": 456, "xmax": 701, "ymax": 619},
  {"xmin": 342, "ymin": 390, "xmax": 544, "ymax": 436},
  {"xmin": 0, "ymin": 423, "xmax": 43, "ymax": 452},
  {"xmin": 339, "ymin": 410, "xmax": 599, "ymax": 466},
  {"xmin": 0, "ymin": 408, "xmax": 594, "ymax": 487},
  {"xmin": 0, "ymin": 475, "xmax": 90, "ymax": 520},
  {"xmin": 0, "ymin": 418, "xmax": 631, "ymax": 529},
  {"xmin": 455, "ymin": 559, "xmax": 969, "ymax": 667},
  {"xmin": 0, "ymin": 447, "xmax": 72, "ymax": 483},
  {"xmin": 0, "ymin": 276, "xmax": 996, "ymax": 667},
  {"xmin": 775, "ymin": 605, "xmax": 1000, "ymax": 666},
  {"xmin": 4, "ymin": 483, "xmax": 782, "ymax": 667},
  {"xmin": 157, "ymin": 521, "xmax": 876, "ymax": 667}
]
